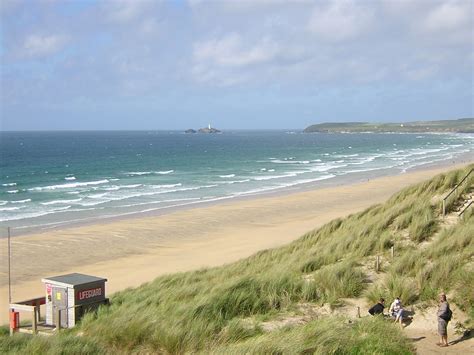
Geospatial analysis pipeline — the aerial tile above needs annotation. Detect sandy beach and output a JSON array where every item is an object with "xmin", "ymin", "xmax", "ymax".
[{"xmin": 0, "ymin": 162, "xmax": 471, "ymax": 325}]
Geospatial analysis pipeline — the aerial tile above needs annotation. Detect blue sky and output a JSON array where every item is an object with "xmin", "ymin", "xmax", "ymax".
[{"xmin": 1, "ymin": 0, "xmax": 472, "ymax": 130}]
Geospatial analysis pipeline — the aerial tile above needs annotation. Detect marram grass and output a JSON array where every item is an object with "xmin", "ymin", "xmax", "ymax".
[{"xmin": 209, "ymin": 317, "xmax": 413, "ymax": 355}]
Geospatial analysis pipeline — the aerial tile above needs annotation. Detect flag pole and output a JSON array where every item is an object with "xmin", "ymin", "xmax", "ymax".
[{"xmin": 8, "ymin": 227, "xmax": 12, "ymax": 303}]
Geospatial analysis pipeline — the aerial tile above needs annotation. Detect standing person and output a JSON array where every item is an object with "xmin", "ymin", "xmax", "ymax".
[
  {"xmin": 368, "ymin": 298, "xmax": 385, "ymax": 316},
  {"xmin": 437, "ymin": 293, "xmax": 452, "ymax": 347},
  {"xmin": 389, "ymin": 297, "xmax": 404, "ymax": 327}
]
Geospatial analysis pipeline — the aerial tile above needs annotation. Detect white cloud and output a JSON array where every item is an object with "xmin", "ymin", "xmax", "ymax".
[
  {"xmin": 381, "ymin": 0, "xmax": 424, "ymax": 14},
  {"xmin": 191, "ymin": 64, "xmax": 249, "ymax": 86},
  {"xmin": 3, "ymin": 0, "xmax": 472, "ymax": 114},
  {"xmin": 0, "ymin": 0, "xmax": 21, "ymax": 16},
  {"xmin": 188, "ymin": 0, "xmax": 298, "ymax": 11},
  {"xmin": 22, "ymin": 34, "xmax": 68, "ymax": 58},
  {"xmin": 192, "ymin": 33, "xmax": 282, "ymax": 86},
  {"xmin": 139, "ymin": 18, "xmax": 160, "ymax": 36},
  {"xmin": 420, "ymin": 1, "xmax": 470, "ymax": 33},
  {"xmin": 193, "ymin": 33, "xmax": 279, "ymax": 67},
  {"xmin": 403, "ymin": 65, "xmax": 439, "ymax": 81},
  {"xmin": 105, "ymin": 0, "xmax": 152, "ymax": 23},
  {"xmin": 307, "ymin": 0, "xmax": 374, "ymax": 41}
]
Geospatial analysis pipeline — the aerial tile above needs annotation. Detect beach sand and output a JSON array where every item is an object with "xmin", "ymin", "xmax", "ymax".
[{"xmin": 0, "ymin": 162, "xmax": 470, "ymax": 325}]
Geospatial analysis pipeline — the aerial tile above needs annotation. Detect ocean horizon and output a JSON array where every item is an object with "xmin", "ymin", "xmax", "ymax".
[{"xmin": 1, "ymin": 130, "xmax": 472, "ymax": 236}]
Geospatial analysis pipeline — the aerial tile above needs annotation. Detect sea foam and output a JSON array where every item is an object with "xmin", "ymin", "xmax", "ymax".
[
  {"xmin": 28, "ymin": 179, "xmax": 109, "ymax": 191},
  {"xmin": 0, "ymin": 206, "xmax": 24, "ymax": 211},
  {"xmin": 2, "ymin": 183, "xmax": 17, "ymax": 187},
  {"xmin": 10, "ymin": 199, "xmax": 31, "ymax": 204},
  {"xmin": 41, "ymin": 198, "xmax": 83, "ymax": 205},
  {"xmin": 155, "ymin": 170, "xmax": 174, "ymax": 175}
]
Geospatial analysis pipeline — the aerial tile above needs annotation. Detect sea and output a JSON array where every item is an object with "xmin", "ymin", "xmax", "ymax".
[{"xmin": 1, "ymin": 130, "xmax": 472, "ymax": 236}]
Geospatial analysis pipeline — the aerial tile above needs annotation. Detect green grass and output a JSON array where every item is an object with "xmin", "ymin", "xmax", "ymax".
[
  {"xmin": 209, "ymin": 317, "xmax": 413, "ymax": 354},
  {"xmin": 0, "ymin": 332, "xmax": 105, "ymax": 355},
  {"xmin": 1, "ymin": 164, "xmax": 472, "ymax": 354},
  {"xmin": 445, "ymin": 178, "xmax": 473, "ymax": 213}
]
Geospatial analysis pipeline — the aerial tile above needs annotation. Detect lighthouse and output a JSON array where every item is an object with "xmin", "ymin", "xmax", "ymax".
[{"xmin": 208, "ymin": 123, "xmax": 211, "ymax": 130}]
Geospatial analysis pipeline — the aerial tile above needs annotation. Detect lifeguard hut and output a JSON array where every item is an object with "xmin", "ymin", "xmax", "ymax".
[
  {"xmin": 9, "ymin": 273, "xmax": 108, "ymax": 334},
  {"xmin": 42, "ymin": 273, "xmax": 108, "ymax": 329}
]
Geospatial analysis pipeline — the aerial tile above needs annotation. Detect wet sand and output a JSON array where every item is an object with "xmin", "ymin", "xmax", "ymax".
[{"xmin": 0, "ymin": 162, "xmax": 471, "ymax": 325}]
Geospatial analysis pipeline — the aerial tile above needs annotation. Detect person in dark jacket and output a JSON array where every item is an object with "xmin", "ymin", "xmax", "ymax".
[{"xmin": 368, "ymin": 298, "xmax": 385, "ymax": 316}]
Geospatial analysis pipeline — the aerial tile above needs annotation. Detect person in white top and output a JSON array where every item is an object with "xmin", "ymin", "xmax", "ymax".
[{"xmin": 389, "ymin": 297, "xmax": 404, "ymax": 327}]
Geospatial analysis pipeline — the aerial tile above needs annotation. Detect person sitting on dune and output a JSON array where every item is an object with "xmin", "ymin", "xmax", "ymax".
[
  {"xmin": 389, "ymin": 297, "xmax": 404, "ymax": 327},
  {"xmin": 368, "ymin": 298, "xmax": 385, "ymax": 316}
]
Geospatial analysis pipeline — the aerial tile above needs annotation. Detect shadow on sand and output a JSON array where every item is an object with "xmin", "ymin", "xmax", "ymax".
[
  {"xmin": 449, "ymin": 330, "xmax": 473, "ymax": 346},
  {"xmin": 401, "ymin": 309, "xmax": 415, "ymax": 328},
  {"xmin": 410, "ymin": 336, "xmax": 426, "ymax": 342}
]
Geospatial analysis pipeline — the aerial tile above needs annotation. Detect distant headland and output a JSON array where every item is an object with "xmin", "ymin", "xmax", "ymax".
[
  {"xmin": 303, "ymin": 118, "xmax": 474, "ymax": 134},
  {"xmin": 185, "ymin": 124, "xmax": 221, "ymax": 134}
]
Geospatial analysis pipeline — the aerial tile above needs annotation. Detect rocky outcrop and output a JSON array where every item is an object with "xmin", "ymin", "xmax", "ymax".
[{"xmin": 198, "ymin": 127, "xmax": 221, "ymax": 133}]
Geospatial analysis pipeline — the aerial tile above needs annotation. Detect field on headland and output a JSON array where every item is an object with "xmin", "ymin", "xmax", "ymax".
[
  {"xmin": 1, "ymin": 163, "xmax": 473, "ymax": 353},
  {"xmin": 304, "ymin": 117, "xmax": 474, "ymax": 133}
]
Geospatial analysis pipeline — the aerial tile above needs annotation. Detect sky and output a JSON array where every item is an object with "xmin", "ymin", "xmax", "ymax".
[{"xmin": 0, "ymin": 0, "xmax": 473, "ymax": 130}]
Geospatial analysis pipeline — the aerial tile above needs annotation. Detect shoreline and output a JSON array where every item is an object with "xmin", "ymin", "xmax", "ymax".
[
  {"xmin": 0, "ymin": 160, "xmax": 472, "ymax": 325},
  {"xmin": 5, "ymin": 150, "xmax": 473, "ymax": 238}
]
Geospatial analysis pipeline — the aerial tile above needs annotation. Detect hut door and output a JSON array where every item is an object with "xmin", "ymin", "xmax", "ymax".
[{"xmin": 52, "ymin": 287, "xmax": 68, "ymax": 328}]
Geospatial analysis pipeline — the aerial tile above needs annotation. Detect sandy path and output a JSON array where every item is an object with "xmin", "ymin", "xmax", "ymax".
[
  {"xmin": 408, "ymin": 329, "xmax": 474, "ymax": 354},
  {"xmin": 0, "ymin": 163, "xmax": 470, "ymax": 325},
  {"xmin": 403, "ymin": 306, "xmax": 474, "ymax": 354}
]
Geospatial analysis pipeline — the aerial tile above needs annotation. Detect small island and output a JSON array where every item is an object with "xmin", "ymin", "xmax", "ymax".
[
  {"xmin": 185, "ymin": 124, "xmax": 221, "ymax": 134},
  {"xmin": 303, "ymin": 118, "xmax": 474, "ymax": 134},
  {"xmin": 198, "ymin": 127, "xmax": 221, "ymax": 134}
]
